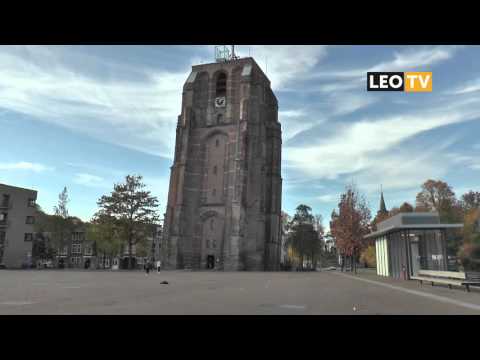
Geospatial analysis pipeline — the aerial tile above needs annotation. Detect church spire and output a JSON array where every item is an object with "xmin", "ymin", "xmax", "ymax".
[{"xmin": 379, "ymin": 185, "xmax": 387, "ymax": 214}]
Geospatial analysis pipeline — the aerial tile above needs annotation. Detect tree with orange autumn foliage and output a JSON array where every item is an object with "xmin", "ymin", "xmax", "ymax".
[
  {"xmin": 330, "ymin": 184, "xmax": 371, "ymax": 274},
  {"xmin": 458, "ymin": 207, "xmax": 480, "ymax": 271}
]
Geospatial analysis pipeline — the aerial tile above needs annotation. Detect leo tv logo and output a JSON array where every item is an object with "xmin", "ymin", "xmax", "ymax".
[{"xmin": 367, "ymin": 72, "xmax": 432, "ymax": 92}]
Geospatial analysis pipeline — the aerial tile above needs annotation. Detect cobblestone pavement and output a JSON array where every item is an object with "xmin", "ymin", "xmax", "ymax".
[{"xmin": 1, "ymin": 269, "xmax": 480, "ymax": 314}]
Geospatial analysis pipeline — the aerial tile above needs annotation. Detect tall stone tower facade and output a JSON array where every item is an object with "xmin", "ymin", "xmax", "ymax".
[{"xmin": 162, "ymin": 57, "xmax": 282, "ymax": 271}]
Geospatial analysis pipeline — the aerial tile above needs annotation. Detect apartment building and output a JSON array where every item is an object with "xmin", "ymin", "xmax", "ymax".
[
  {"xmin": 0, "ymin": 183, "xmax": 38, "ymax": 268},
  {"xmin": 55, "ymin": 219, "xmax": 97, "ymax": 269}
]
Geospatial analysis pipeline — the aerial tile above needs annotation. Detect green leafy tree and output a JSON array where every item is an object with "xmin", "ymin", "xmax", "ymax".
[
  {"xmin": 313, "ymin": 214, "xmax": 325, "ymax": 268},
  {"xmin": 33, "ymin": 189, "xmax": 73, "ymax": 264},
  {"xmin": 50, "ymin": 186, "xmax": 73, "ymax": 254},
  {"xmin": 87, "ymin": 214, "xmax": 122, "ymax": 269},
  {"xmin": 285, "ymin": 205, "xmax": 321, "ymax": 270},
  {"xmin": 96, "ymin": 175, "xmax": 159, "ymax": 269},
  {"xmin": 135, "ymin": 237, "xmax": 150, "ymax": 258},
  {"xmin": 34, "ymin": 196, "xmax": 82, "ymax": 267},
  {"xmin": 32, "ymin": 232, "xmax": 56, "ymax": 264},
  {"xmin": 33, "ymin": 205, "xmax": 53, "ymax": 263}
]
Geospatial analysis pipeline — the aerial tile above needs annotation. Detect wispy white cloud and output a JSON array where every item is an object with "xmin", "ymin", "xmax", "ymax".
[
  {"xmin": 446, "ymin": 153, "xmax": 480, "ymax": 172},
  {"xmin": 312, "ymin": 46, "xmax": 462, "ymax": 79},
  {"xmin": 329, "ymin": 93, "xmax": 378, "ymax": 116},
  {"xmin": 369, "ymin": 46, "xmax": 461, "ymax": 72},
  {"xmin": 65, "ymin": 162, "xmax": 125, "ymax": 177},
  {"xmin": 0, "ymin": 45, "xmax": 187, "ymax": 158},
  {"xmin": 228, "ymin": 45, "xmax": 474, "ymax": 215},
  {"xmin": 449, "ymin": 77, "xmax": 480, "ymax": 95},
  {"xmin": 355, "ymin": 147, "xmax": 452, "ymax": 194},
  {"xmin": 284, "ymin": 98, "xmax": 480, "ymax": 187},
  {"xmin": 297, "ymin": 46, "xmax": 463, "ymax": 119},
  {"xmin": 0, "ymin": 161, "xmax": 53, "ymax": 172},
  {"xmin": 2, "ymin": 45, "xmax": 477, "ymax": 223},
  {"xmin": 0, "ymin": 46, "xmax": 332, "ymax": 159},
  {"xmin": 73, "ymin": 173, "xmax": 107, "ymax": 188},
  {"xmin": 316, "ymin": 194, "xmax": 337, "ymax": 203},
  {"xmin": 236, "ymin": 45, "xmax": 328, "ymax": 89},
  {"xmin": 316, "ymin": 80, "xmax": 362, "ymax": 93},
  {"xmin": 279, "ymin": 109, "xmax": 321, "ymax": 142},
  {"xmin": 279, "ymin": 110, "xmax": 306, "ymax": 118}
]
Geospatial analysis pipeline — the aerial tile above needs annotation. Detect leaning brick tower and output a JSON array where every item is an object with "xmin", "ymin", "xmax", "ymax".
[{"xmin": 162, "ymin": 47, "xmax": 282, "ymax": 271}]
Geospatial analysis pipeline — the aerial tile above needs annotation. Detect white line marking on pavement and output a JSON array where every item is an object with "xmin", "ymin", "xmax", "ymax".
[
  {"xmin": 0, "ymin": 301, "xmax": 35, "ymax": 306},
  {"xmin": 279, "ymin": 304, "xmax": 306, "ymax": 310},
  {"xmin": 63, "ymin": 286, "xmax": 81, "ymax": 289},
  {"xmin": 331, "ymin": 272, "xmax": 480, "ymax": 312}
]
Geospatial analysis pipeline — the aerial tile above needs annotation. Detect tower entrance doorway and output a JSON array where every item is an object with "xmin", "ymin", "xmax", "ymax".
[{"xmin": 207, "ymin": 255, "xmax": 215, "ymax": 269}]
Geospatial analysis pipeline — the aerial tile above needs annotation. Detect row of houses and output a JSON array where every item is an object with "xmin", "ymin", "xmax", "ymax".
[
  {"xmin": 42, "ymin": 220, "xmax": 163, "ymax": 270},
  {"xmin": 52, "ymin": 220, "xmax": 163, "ymax": 270},
  {"xmin": 0, "ymin": 183, "xmax": 163, "ymax": 270}
]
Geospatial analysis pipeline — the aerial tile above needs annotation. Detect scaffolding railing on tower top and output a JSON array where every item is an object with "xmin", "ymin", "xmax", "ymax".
[{"xmin": 215, "ymin": 45, "xmax": 239, "ymax": 62}]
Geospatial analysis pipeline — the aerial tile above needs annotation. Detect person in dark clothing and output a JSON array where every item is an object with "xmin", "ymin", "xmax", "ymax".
[{"xmin": 145, "ymin": 260, "xmax": 150, "ymax": 275}]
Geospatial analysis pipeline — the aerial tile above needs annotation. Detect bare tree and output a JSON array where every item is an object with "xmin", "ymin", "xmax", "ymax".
[{"xmin": 54, "ymin": 186, "xmax": 69, "ymax": 219}]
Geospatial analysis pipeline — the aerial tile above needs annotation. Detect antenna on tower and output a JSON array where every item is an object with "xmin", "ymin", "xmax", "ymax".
[
  {"xmin": 215, "ymin": 45, "xmax": 239, "ymax": 62},
  {"xmin": 231, "ymin": 45, "xmax": 239, "ymax": 60}
]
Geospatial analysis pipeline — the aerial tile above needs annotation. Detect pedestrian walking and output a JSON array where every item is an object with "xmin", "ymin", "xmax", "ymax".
[
  {"xmin": 145, "ymin": 260, "xmax": 150, "ymax": 275},
  {"xmin": 157, "ymin": 260, "xmax": 161, "ymax": 273}
]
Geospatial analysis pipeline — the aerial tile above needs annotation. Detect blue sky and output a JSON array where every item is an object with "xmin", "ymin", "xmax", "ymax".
[{"xmin": 1, "ymin": 45, "xmax": 480, "ymax": 231}]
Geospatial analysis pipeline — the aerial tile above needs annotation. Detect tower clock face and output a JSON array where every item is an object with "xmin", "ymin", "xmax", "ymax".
[{"xmin": 215, "ymin": 97, "xmax": 226, "ymax": 108}]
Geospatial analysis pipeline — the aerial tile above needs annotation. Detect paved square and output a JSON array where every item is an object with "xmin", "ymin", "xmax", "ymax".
[{"xmin": 1, "ymin": 269, "xmax": 480, "ymax": 314}]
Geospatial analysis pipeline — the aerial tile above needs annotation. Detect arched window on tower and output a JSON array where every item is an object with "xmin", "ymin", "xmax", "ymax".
[{"xmin": 216, "ymin": 73, "xmax": 227, "ymax": 98}]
